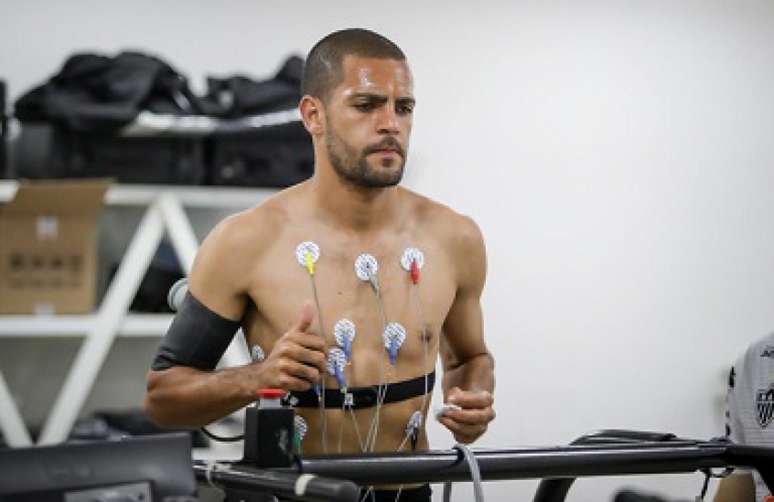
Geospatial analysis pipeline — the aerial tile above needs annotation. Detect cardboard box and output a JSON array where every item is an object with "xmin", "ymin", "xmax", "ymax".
[{"xmin": 0, "ymin": 179, "xmax": 111, "ymax": 314}]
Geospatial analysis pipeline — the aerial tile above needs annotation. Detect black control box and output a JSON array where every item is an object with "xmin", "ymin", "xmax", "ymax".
[{"xmin": 242, "ymin": 393, "xmax": 295, "ymax": 468}]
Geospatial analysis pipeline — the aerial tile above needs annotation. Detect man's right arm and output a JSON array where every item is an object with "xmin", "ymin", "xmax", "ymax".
[{"xmin": 143, "ymin": 214, "xmax": 327, "ymax": 428}]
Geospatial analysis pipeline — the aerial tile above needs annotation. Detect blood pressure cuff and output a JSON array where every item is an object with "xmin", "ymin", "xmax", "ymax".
[{"xmin": 151, "ymin": 291, "xmax": 241, "ymax": 371}]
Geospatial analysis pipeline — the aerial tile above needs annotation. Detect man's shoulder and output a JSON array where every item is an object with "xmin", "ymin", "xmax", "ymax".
[
  {"xmin": 202, "ymin": 186, "xmax": 299, "ymax": 258},
  {"xmin": 403, "ymin": 188, "xmax": 478, "ymax": 235},
  {"xmin": 402, "ymin": 188, "xmax": 485, "ymax": 279},
  {"xmin": 403, "ymin": 188, "xmax": 482, "ymax": 243},
  {"xmin": 190, "ymin": 186, "xmax": 302, "ymax": 293}
]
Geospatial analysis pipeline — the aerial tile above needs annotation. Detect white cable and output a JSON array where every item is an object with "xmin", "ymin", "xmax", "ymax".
[
  {"xmin": 333, "ymin": 318, "xmax": 356, "ymax": 452},
  {"xmin": 359, "ymin": 486, "xmax": 375, "ymax": 502},
  {"xmin": 389, "ymin": 412, "xmax": 424, "ymax": 502},
  {"xmin": 338, "ymin": 400, "xmax": 346, "ymax": 453},
  {"xmin": 294, "ymin": 474, "xmax": 317, "ymax": 497},
  {"xmin": 407, "ymin": 248, "xmax": 431, "ymax": 443},
  {"xmin": 443, "ymin": 444, "xmax": 484, "ymax": 502},
  {"xmin": 355, "ymin": 253, "xmax": 391, "ymax": 452},
  {"xmin": 348, "ymin": 405, "xmax": 366, "ymax": 452},
  {"xmin": 370, "ymin": 283, "xmax": 392, "ymax": 451},
  {"xmin": 310, "ymin": 276, "xmax": 328, "ymax": 453},
  {"xmin": 296, "ymin": 240, "xmax": 328, "ymax": 453},
  {"xmin": 204, "ymin": 460, "xmax": 226, "ymax": 496}
]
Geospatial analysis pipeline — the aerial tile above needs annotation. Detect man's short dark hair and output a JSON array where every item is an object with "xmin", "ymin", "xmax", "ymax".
[{"xmin": 302, "ymin": 28, "xmax": 406, "ymax": 102}]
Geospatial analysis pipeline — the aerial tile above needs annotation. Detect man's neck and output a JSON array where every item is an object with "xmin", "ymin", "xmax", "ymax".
[{"xmin": 307, "ymin": 165, "xmax": 402, "ymax": 233}]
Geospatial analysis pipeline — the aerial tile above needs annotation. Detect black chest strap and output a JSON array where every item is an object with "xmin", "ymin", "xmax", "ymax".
[{"xmin": 285, "ymin": 370, "xmax": 435, "ymax": 410}]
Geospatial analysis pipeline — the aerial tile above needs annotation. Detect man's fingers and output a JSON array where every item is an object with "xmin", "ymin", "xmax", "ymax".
[
  {"xmin": 294, "ymin": 345, "xmax": 328, "ymax": 372},
  {"xmin": 286, "ymin": 331, "xmax": 327, "ymax": 352},
  {"xmin": 288, "ymin": 344, "xmax": 328, "ymax": 374},
  {"xmin": 438, "ymin": 396, "xmax": 494, "ymax": 443},
  {"xmin": 281, "ymin": 359, "xmax": 321, "ymax": 384},
  {"xmin": 438, "ymin": 416, "xmax": 487, "ymax": 442},
  {"xmin": 441, "ymin": 418, "xmax": 486, "ymax": 438},
  {"xmin": 445, "ymin": 406, "xmax": 495, "ymax": 426},
  {"xmin": 447, "ymin": 388, "xmax": 494, "ymax": 409},
  {"xmin": 278, "ymin": 373, "xmax": 315, "ymax": 392}
]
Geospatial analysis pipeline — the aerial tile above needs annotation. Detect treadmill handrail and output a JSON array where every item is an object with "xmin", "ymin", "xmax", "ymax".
[{"xmin": 194, "ymin": 436, "xmax": 774, "ymax": 501}]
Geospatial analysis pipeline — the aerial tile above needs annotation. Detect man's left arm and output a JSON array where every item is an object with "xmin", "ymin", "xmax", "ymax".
[{"xmin": 438, "ymin": 215, "xmax": 495, "ymax": 444}]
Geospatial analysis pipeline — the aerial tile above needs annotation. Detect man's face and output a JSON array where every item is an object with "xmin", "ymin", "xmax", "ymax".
[{"xmin": 322, "ymin": 56, "xmax": 415, "ymax": 188}]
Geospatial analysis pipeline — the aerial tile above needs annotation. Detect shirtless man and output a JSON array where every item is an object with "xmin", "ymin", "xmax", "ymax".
[{"xmin": 144, "ymin": 28, "xmax": 495, "ymax": 501}]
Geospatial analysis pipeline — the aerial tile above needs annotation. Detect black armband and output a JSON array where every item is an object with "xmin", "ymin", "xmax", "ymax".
[{"xmin": 151, "ymin": 292, "xmax": 241, "ymax": 371}]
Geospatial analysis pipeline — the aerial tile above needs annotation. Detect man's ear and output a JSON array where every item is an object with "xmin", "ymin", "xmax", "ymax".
[{"xmin": 300, "ymin": 95, "xmax": 325, "ymax": 136}]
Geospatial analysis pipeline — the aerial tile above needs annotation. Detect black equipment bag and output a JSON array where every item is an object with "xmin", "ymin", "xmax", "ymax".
[
  {"xmin": 14, "ymin": 122, "xmax": 205, "ymax": 184},
  {"xmin": 13, "ymin": 52, "xmax": 310, "ymax": 186},
  {"xmin": 202, "ymin": 56, "xmax": 303, "ymax": 117},
  {"xmin": 204, "ymin": 56, "xmax": 313, "ymax": 187},
  {"xmin": 15, "ymin": 51, "xmax": 202, "ymax": 132},
  {"xmin": 208, "ymin": 120, "xmax": 313, "ymax": 187},
  {"xmin": 13, "ymin": 51, "xmax": 206, "ymax": 184}
]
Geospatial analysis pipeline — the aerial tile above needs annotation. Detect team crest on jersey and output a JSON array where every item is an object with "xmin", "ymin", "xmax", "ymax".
[
  {"xmin": 756, "ymin": 386, "xmax": 774, "ymax": 428},
  {"xmin": 761, "ymin": 346, "xmax": 774, "ymax": 358}
]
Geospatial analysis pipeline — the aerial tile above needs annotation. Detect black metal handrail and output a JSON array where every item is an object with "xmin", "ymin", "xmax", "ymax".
[
  {"xmin": 194, "ymin": 432, "xmax": 774, "ymax": 502},
  {"xmin": 193, "ymin": 461, "xmax": 360, "ymax": 502},
  {"xmin": 532, "ymin": 430, "xmax": 685, "ymax": 502},
  {"xmin": 295, "ymin": 441, "xmax": 728, "ymax": 484}
]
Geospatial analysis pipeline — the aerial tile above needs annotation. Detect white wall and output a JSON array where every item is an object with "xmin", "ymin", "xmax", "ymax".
[{"xmin": 4, "ymin": 1, "xmax": 774, "ymax": 500}]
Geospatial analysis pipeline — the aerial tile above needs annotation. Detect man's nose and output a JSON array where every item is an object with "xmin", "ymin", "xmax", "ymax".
[{"xmin": 376, "ymin": 106, "xmax": 400, "ymax": 135}]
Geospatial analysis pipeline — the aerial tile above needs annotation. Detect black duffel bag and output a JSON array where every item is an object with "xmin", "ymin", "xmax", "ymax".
[
  {"xmin": 13, "ymin": 51, "xmax": 207, "ymax": 184},
  {"xmin": 204, "ymin": 56, "xmax": 314, "ymax": 188}
]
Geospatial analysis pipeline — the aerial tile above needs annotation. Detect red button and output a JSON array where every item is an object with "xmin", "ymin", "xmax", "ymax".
[{"xmin": 257, "ymin": 389, "xmax": 287, "ymax": 399}]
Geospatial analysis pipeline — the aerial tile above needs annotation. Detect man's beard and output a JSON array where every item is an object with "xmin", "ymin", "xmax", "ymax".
[{"xmin": 325, "ymin": 127, "xmax": 406, "ymax": 188}]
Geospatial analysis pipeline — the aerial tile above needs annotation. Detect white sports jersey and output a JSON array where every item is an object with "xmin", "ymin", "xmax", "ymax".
[{"xmin": 726, "ymin": 332, "xmax": 774, "ymax": 502}]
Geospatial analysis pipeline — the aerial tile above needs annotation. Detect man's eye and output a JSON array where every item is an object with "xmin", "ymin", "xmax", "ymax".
[
  {"xmin": 355, "ymin": 103, "xmax": 375, "ymax": 112},
  {"xmin": 398, "ymin": 104, "xmax": 414, "ymax": 115}
]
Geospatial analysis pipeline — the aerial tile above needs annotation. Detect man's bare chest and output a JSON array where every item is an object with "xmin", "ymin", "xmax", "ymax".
[{"xmin": 243, "ymin": 231, "xmax": 456, "ymax": 380}]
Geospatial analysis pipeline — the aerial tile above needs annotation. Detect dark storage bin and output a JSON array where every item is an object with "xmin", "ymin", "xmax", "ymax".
[
  {"xmin": 15, "ymin": 122, "xmax": 205, "ymax": 184},
  {"xmin": 208, "ymin": 120, "xmax": 313, "ymax": 188}
]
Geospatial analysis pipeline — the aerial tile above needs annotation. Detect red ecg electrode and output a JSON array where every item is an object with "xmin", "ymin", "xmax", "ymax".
[{"xmin": 410, "ymin": 259, "xmax": 420, "ymax": 284}]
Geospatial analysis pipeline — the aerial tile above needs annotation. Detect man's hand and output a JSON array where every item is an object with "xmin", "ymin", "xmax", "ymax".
[
  {"xmin": 437, "ymin": 386, "xmax": 495, "ymax": 444},
  {"xmin": 255, "ymin": 303, "xmax": 327, "ymax": 391}
]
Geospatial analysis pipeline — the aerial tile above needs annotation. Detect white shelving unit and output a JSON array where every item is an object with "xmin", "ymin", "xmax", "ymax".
[
  {"xmin": 0, "ymin": 314, "xmax": 174, "ymax": 337},
  {"xmin": 0, "ymin": 181, "xmax": 274, "ymax": 447}
]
